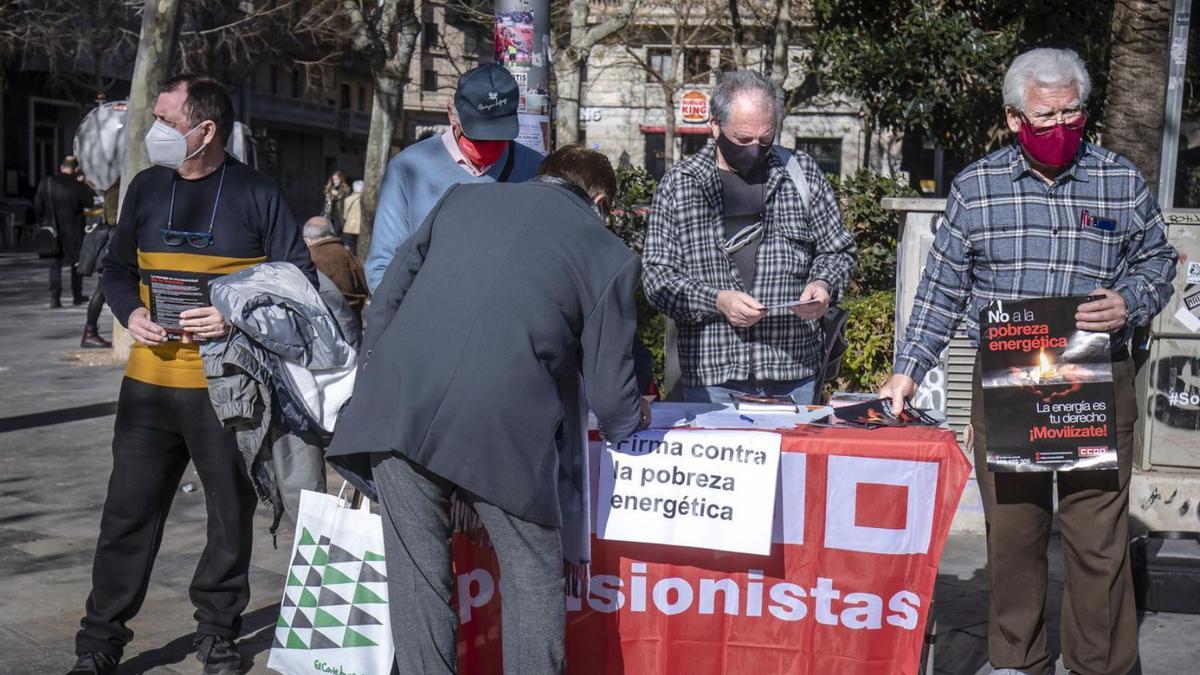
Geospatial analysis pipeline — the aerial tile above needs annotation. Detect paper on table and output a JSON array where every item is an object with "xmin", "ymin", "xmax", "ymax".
[{"xmin": 591, "ymin": 402, "xmax": 832, "ymax": 431}]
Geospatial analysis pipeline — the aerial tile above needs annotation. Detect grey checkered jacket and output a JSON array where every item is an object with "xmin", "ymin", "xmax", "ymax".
[{"xmin": 643, "ymin": 141, "xmax": 857, "ymax": 387}]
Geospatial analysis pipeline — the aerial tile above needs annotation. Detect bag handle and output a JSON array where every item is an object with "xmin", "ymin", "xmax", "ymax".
[{"xmin": 336, "ymin": 480, "xmax": 371, "ymax": 512}]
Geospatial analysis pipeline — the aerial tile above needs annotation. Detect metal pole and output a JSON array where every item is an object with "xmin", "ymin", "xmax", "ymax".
[
  {"xmin": 1158, "ymin": 0, "xmax": 1192, "ymax": 208},
  {"xmin": 494, "ymin": 0, "xmax": 551, "ymax": 155}
]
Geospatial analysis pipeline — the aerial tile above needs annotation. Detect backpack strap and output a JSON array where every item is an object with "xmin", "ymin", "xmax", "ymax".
[
  {"xmin": 773, "ymin": 145, "xmax": 810, "ymax": 214},
  {"xmin": 497, "ymin": 141, "xmax": 517, "ymax": 183}
]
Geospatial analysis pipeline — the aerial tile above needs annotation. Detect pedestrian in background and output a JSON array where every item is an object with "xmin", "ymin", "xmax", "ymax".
[
  {"xmin": 322, "ymin": 170, "xmax": 350, "ymax": 234},
  {"xmin": 341, "ymin": 179, "xmax": 363, "ymax": 254},
  {"xmin": 304, "ymin": 215, "xmax": 368, "ymax": 321},
  {"xmin": 881, "ymin": 48, "xmax": 1178, "ymax": 675},
  {"xmin": 35, "ymin": 155, "xmax": 93, "ymax": 308},
  {"xmin": 365, "ymin": 63, "xmax": 542, "ymax": 290}
]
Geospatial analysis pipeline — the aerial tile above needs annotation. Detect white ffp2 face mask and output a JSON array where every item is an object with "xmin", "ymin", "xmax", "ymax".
[{"xmin": 144, "ymin": 119, "xmax": 206, "ymax": 171}]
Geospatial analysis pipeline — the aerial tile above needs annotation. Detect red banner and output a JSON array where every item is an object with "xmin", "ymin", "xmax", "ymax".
[{"xmin": 454, "ymin": 426, "xmax": 969, "ymax": 674}]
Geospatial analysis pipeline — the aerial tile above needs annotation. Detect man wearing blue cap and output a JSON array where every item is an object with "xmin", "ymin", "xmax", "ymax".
[{"xmin": 365, "ymin": 63, "xmax": 543, "ymax": 290}]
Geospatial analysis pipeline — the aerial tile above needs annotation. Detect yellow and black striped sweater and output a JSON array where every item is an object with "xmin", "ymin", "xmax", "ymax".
[{"xmin": 103, "ymin": 157, "xmax": 316, "ymax": 388}]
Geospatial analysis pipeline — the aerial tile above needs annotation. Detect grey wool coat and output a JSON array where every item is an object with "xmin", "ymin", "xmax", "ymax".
[{"xmin": 326, "ymin": 179, "xmax": 643, "ymax": 527}]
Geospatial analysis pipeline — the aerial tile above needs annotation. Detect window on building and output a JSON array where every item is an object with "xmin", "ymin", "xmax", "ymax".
[
  {"xmin": 340, "ymin": 83, "xmax": 351, "ymax": 109},
  {"xmin": 358, "ymin": 85, "xmax": 368, "ymax": 111},
  {"xmin": 422, "ymin": 69, "xmax": 438, "ymax": 92},
  {"xmin": 646, "ymin": 48, "xmax": 672, "ymax": 82},
  {"xmin": 794, "ymin": 137, "xmax": 843, "ymax": 175},
  {"xmin": 579, "ymin": 60, "xmax": 588, "ymax": 84},
  {"xmin": 291, "ymin": 69, "xmax": 303, "ymax": 98},
  {"xmin": 464, "ymin": 27, "xmax": 478, "ymax": 55},
  {"xmin": 681, "ymin": 134, "xmax": 709, "ymax": 157},
  {"xmin": 684, "ymin": 49, "xmax": 710, "ymax": 82},
  {"xmin": 423, "ymin": 22, "xmax": 439, "ymax": 51},
  {"xmin": 269, "ymin": 66, "xmax": 279, "ymax": 95},
  {"xmin": 718, "ymin": 50, "xmax": 737, "ymax": 73},
  {"xmin": 644, "ymin": 133, "xmax": 666, "ymax": 179}
]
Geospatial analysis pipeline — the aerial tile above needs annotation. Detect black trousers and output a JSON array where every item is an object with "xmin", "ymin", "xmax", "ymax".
[
  {"xmin": 49, "ymin": 256, "xmax": 83, "ymax": 301},
  {"xmin": 76, "ymin": 378, "xmax": 257, "ymax": 658},
  {"xmin": 86, "ymin": 289, "xmax": 106, "ymax": 327}
]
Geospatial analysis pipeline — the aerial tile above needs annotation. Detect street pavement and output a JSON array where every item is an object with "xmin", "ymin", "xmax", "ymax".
[{"xmin": 0, "ymin": 252, "xmax": 1196, "ymax": 675}]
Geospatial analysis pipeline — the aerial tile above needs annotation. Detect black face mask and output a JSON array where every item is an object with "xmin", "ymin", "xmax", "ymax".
[{"xmin": 716, "ymin": 131, "xmax": 773, "ymax": 176}]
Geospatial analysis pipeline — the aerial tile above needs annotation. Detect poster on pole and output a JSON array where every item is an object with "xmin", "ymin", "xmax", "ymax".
[{"xmin": 979, "ymin": 296, "xmax": 1118, "ymax": 472}]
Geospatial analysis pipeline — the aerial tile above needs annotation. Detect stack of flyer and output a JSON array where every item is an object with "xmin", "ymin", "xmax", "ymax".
[
  {"xmin": 813, "ymin": 396, "xmax": 940, "ymax": 429},
  {"xmin": 730, "ymin": 393, "xmax": 800, "ymax": 413}
]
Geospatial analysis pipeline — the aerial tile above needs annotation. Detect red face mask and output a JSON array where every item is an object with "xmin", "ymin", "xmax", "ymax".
[
  {"xmin": 1017, "ymin": 114, "xmax": 1086, "ymax": 169},
  {"xmin": 457, "ymin": 133, "xmax": 507, "ymax": 167}
]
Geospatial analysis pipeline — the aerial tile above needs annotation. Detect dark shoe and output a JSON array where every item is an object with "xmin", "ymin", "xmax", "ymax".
[
  {"xmin": 81, "ymin": 325, "xmax": 112, "ymax": 349},
  {"xmin": 66, "ymin": 652, "xmax": 118, "ymax": 675},
  {"xmin": 194, "ymin": 634, "xmax": 242, "ymax": 674},
  {"xmin": 73, "ymin": 294, "xmax": 90, "ymax": 306},
  {"xmin": 50, "ymin": 297, "xmax": 63, "ymax": 309}
]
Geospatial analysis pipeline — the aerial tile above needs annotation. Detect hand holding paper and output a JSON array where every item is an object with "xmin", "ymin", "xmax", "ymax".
[{"xmin": 789, "ymin": 281, "xmax": 831, "ymax": 319}]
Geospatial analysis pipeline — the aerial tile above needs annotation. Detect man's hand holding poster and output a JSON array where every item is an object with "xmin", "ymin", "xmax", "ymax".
[{"xmin": 979, "ymin": 296, "xmax": 1118, "ymax": 472}]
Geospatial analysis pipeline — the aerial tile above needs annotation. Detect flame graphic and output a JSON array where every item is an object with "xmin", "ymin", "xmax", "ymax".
[{"xmin": 1034, "ymin": 349, "xmax": 1055, "ymax": 383}]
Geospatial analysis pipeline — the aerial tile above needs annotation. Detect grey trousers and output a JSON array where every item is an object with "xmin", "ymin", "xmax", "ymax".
[{"xmin": 371, "ymin": 452, "xmax": 565, "ymax": 675}]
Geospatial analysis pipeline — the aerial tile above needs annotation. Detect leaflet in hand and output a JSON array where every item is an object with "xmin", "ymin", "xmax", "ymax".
[
  {"xmin": 147, "ymin": 272, "xmax": 210, "ymax": 338},
  {"xmin": 765, "ymin": 298, "xmax": 822, "ymax": 310}
]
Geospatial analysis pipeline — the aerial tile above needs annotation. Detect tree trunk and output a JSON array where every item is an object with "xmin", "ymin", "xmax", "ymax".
[
  {"xmin": 770, "ymin": 0, "xmax": 791, "ymax": 88},
  {"xmin": 113, "ymin": 0, "xmax": 182, "ymax": 361},
  {"xmin": 358, "ymin": 75, "xmax": 401, "ymax": 259},
  {"xmin": 1103, "ymin": 0, "xmax": 1173, "ymax": 192},
  {"xmin": 554, "ymin": 53, "xmax": 584, "ymax": 146},
  {"xmin": 728, "ymin": 0, "xmax": 746, "ymax": 69},
  {"xmin": 119, "ymin": 0, "xmax": 181, "ymax": 208},
  {"xmin": 663, "ymin": 89, "xmax": 678, "ymax": 170}
]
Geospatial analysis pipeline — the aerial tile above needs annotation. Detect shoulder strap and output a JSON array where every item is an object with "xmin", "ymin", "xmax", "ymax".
[
  {"xmin": 773, "ymin": 145, "xmax": 810, "ymax": 214},
  {"xmin": 497, "ymin": 141, "xmax": 517, "ymax": 183}
]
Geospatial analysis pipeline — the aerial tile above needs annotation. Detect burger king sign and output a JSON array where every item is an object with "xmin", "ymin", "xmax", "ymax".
[{"xmin": 680, "ymin": 90, "xmax": 710, "ymax": 124}]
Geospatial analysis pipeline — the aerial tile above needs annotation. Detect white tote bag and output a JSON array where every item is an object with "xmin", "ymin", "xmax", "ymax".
[{"xmin": 268, "ymin": 488, "xmax": 395, "ymax": 675}]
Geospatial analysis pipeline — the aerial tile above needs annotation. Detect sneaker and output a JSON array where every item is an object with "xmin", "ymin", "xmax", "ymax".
[
  {"xmin": 66, "ymin": 652, "xmax": 118, "ymax": 675},
  {"xmin": 50, "ymin": 297, "xmax": 63, "ymax": 309},
  {"xmin": 194, "ymin": 634, "xmax": 242, "ymax": 674},
  {"xmin": 73, "ymin": 295, "xmax": 90, "ymax": 306}
]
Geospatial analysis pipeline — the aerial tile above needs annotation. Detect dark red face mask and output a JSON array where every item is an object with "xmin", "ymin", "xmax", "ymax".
[
  {"xmin": 1017, "ymin": 112, "xmax": 1086, "ymax": 169},
  {"xmin": 457, "ymin": 133, "xmax": 507, "ymax": 167}
]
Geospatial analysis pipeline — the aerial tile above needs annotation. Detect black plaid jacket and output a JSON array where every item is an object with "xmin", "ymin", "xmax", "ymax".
[
  {"xmin": 896, "ymin": 142, "xmax": 1179, "ymax": 384},
  {"xmin": 643, "ymin": 141, "xmax": 857, "ymax": 387}
]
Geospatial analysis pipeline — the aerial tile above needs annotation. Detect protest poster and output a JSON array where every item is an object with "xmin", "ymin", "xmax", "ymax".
[
  {"xmin": 979, "ymin": 296, "xmax": 1118, "ymax": 472},
  {"xmin": 596, "ymin": 429, "xmax": 781, "ymax": 555}
]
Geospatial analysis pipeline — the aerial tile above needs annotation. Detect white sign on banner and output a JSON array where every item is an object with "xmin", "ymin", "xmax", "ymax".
[{"xmin": 596, "ymin": 429, "xmax": 782, "ymax": 555}]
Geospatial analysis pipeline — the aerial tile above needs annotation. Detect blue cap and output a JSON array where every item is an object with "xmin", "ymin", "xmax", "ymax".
[{"xmin": 454, "ymin": 64, "xmax": 520, "ymax": 141}]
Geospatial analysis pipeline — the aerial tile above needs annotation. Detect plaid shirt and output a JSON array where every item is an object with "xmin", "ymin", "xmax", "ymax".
[
  {"xmin": 643, "ymin": 141, "xmax": 857, "ymax": 387},
  {"xmin": 896, "ymin": 142, "xmax": 1179, "ymax": 384}
]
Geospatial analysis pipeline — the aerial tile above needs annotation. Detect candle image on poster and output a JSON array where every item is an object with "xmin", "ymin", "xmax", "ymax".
[{"xmin": 979, "ymin": 296, "xmax": 1118, "ymax": 472}]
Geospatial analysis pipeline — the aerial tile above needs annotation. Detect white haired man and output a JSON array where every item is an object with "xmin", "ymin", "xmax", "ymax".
[
  {"xmin": 642, "ymin": 70, "xmax": 857, "ymax": 405},
  {"xmin": 881, "ymin": 48, "xmax": 1178, "ymax": 675}
]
